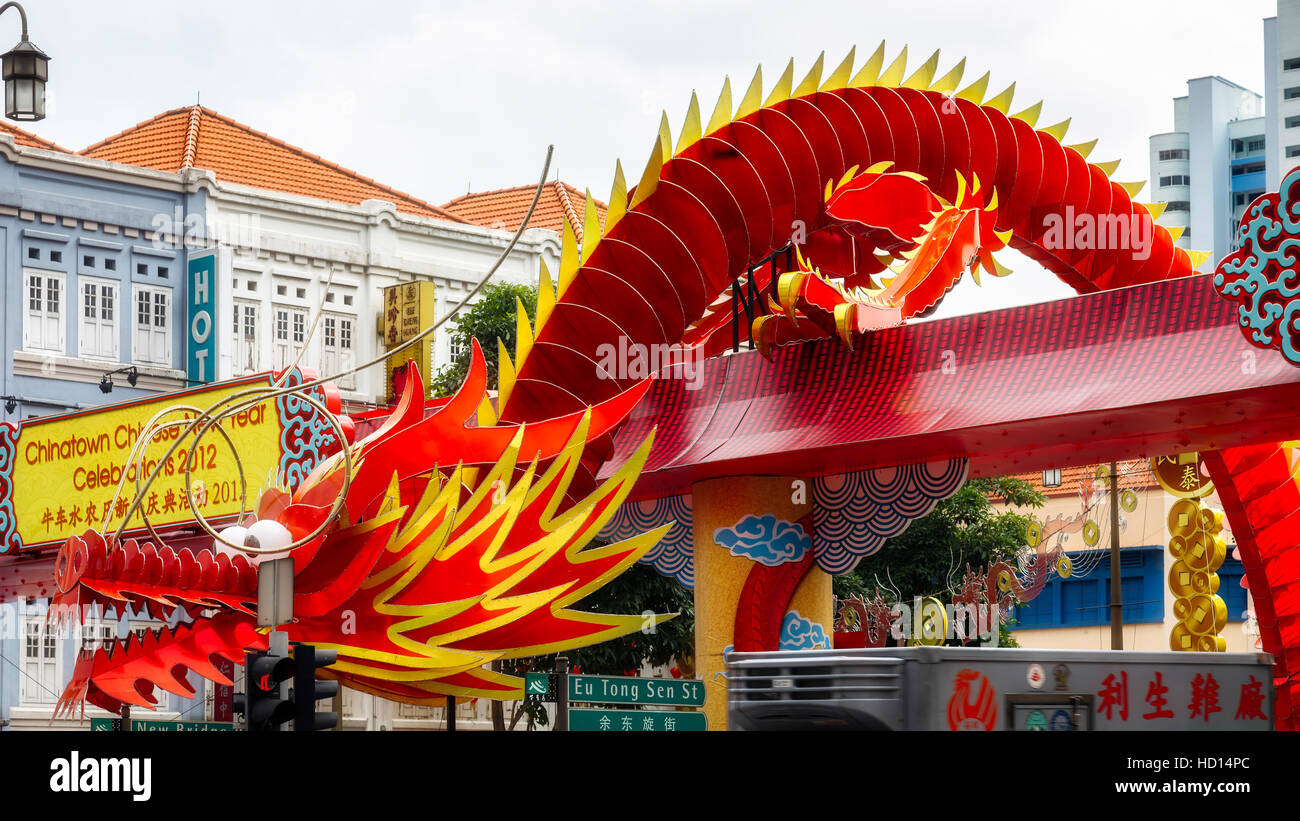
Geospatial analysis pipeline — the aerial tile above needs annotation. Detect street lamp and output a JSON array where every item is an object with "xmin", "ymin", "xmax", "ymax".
[
  {"xmin": 0, "ymin": 3, "xmax": 48, "ymax": 121},
  {"xmin": 99, "ymin": 366, "xmax": 139, "ymax": 394}
]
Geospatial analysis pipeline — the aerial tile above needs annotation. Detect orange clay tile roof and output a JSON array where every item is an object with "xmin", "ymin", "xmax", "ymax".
[
  {"xmin": 79, "ymin": 105, "xmax": 463, "ymax": 222},
  {"xmin": 0, "ymin": 120, "xmax": 67, "ymax": 152},
  {"xmin": 1005, "ymin": 461, "xmax": 1155, "ymax": 498},
  {"xmin": 442, "ymin": 180, "xmax": 607, "ymax": 240}
]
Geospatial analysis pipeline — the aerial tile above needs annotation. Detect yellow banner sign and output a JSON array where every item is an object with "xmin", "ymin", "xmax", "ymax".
[
  {"xmin": 0, "ymin": 372, "xmax": 342, "ymax": 553},
  {"xmin": 383, "ymin": 280, "xmax": 435, "ymax": 403}
]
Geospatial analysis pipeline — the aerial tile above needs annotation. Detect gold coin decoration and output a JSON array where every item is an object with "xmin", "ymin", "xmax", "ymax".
[
  {"xmin": 910, "ymin": 597, "xmax": 949, "ymax": 647},
  {"xmin": 1167, "ymin": 498, "xmax": 1202, "ymax": 536},
  {"xmin": 1082, "ymin": 520, "xmax": 1100, "ymax": 547},
  {"xmin": 1055, "ymin": 554, "xmax": 1072, "ymax": 579},
  {"xmin": 996, "ymin": 568, "xmax": 1015, "ymax": 594},
  {"xmin": 1025, "ymin": 521, "xmax": 1042, "ymax": 547},
  {"xmin": 1120, "ymin": 488, "xmax": 1138, "ymax": 512},
  {"xmin": 1167, "ymin": 497, "xmax": 1228, "ymax": 652}
]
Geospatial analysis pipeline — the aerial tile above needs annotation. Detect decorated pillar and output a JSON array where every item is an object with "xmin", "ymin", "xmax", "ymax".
[{"xmin": 692, "ymin": 475, "xmax": 832, "ymax": 731}]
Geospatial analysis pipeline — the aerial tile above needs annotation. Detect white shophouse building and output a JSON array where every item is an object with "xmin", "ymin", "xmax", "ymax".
[{"xmin": 81, "ymin": 105, "xmax": 561, "ymax": 409}]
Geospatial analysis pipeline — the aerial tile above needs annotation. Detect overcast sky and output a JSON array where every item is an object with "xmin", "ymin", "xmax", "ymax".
[{"xmin": 12, "ymin": 0, "xmax": 1281, "ymax": 315}]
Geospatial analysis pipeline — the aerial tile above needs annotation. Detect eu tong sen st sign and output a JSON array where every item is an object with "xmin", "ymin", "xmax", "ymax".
[{"xmin": 568, "ymin": 674, "xmax": 704, "ymax": 707}]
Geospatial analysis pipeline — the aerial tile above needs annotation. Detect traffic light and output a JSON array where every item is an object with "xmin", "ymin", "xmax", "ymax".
[
  {"xmin": 233, "ymin": 648, "xmax": 296, "ymax": 731},
  {"xmin": 293, "ymin": 643, "xmax": 339, "ymax": 732}
]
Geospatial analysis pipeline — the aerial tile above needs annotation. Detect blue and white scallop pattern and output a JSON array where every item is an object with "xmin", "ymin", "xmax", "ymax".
[
  {"xmin": 812, "ymin": 458, "xmax": 969, "ymax": 574},
  {"xmin": 597, "ymin": 493, "xmax": 695, "ymax": 588},
  {"xmin": 596, "ymin": 457, "xmax": 968, "ymax": 585}
]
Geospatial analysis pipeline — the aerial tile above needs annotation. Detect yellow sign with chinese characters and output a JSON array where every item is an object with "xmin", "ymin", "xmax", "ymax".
[
  {"xmin": 383, "ymin": 280, "xmax": 436, "ymax": 403},
  {"xmin": 1150, "ymin": 453, "xmax": 1215, "ymax": 499},
  {"xmin": 2, "ymin": 375, "xmax": 303, "ymax": 552}
]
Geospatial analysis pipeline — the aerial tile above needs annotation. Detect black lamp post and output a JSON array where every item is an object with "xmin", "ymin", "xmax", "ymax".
[
  {"xmin": 99, "ymin": 366, "xmax": 139, "ymax": 393},
  {"xmin": 0, "ymin": 3, "xmax": 48, "ymax": 122}
]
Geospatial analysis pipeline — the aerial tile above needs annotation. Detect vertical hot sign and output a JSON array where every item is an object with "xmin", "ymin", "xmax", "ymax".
[{"xmin": 188, "ymin": 250, "xmax": 217, "ymax": 384}]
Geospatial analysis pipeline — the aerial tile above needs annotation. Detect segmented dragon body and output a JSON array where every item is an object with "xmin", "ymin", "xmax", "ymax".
[{"xmin": 499, "ymin": 45, "xmax": 1203, "ymax": 435}]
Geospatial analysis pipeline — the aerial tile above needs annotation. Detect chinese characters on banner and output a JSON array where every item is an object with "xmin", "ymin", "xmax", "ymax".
[
  {"xmin": 1098, "ymin": 670, "xmax": 1267, "ymax": 723},
  {"xmin": 382, "ymin": 281, "xmax": 436, "ymax": 404}
]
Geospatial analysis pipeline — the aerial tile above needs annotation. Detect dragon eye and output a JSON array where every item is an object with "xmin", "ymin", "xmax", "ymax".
[
  {"xmin": 216, "ymin": 526, "xmax": 248, "ymax": 551},
  {"xmin": 244, "ymin": 519, "xmax": 293, "ymax": 553}
]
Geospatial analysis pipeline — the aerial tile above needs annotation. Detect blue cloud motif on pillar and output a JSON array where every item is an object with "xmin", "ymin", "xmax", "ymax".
[
  {"xmin": 779, "ymin": 611, "xmax": 831, "ymax": 650},
  {"xmin": 714, "ymin": 514, "xmax": 811, "ymax": 566}
]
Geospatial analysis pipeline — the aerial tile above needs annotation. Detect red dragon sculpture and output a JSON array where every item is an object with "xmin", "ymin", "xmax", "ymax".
[{"xmin": 46, "ymin": 44, "xmax": 1300, "ymax": 724}]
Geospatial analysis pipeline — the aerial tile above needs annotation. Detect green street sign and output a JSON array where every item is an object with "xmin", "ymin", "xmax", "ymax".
[
  {"xmin": 524, "ymin": 672, "xmax": 557, "ymax": 702},
  {"xmin": 569, "ymin": 708, "xmax": 706, "ymax": 732},
  {"xmin": 568, "ymin": 674, "xmax": 704, "ymax": 707},
  {"xmin": 132, "ymin": 720, "xmax": 235, "ymax": 732},
  {"xmin": 90, "ymin": 718, "xmax": 234, "ymax": 731}
]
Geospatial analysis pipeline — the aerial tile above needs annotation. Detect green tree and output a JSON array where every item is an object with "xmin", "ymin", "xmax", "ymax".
[
  {"xmin": 834, "ymin": 476, "xmax": 1046, "ymax": 647},
  {"xmin": 430, "ymin": 281, "xmax": 539, "ymax": 396},
  {"xmin": 563, "ymin": 562, "xmax": 694, "ymax": 675},
  {"xmin": 501, "ymin": 561, "xmax": 694, "ymax": 729}
]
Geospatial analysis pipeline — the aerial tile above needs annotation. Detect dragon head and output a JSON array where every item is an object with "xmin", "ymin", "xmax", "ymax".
[{"xmin": 750, "ymin": 163, "xmax": 1010, "ymax": 356}]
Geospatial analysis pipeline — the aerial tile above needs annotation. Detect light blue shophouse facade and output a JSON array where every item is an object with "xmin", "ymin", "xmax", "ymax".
[{"xmin": 0, "ymin": 128, "xmax": 212, "ymax": 728}]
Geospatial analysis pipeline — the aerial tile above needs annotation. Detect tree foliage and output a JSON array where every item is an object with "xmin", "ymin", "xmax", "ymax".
[
  {"xmin": 430, "ymin": 281, "xmax": 539, "ymax": 396},
  {"xmin": 565, "ymin": 562, "xmax": 695, "ymax": 674},
  {"xmin": 502, "ymin": 560, "xmax": 694, "ymax": 678},
  {"xmin": 834, "ymin": 476, "xmax": 1046, "ymax": 646},
  {"xmin": 501, "ymin": 561, "xmax": 694, "ymax": 728}
]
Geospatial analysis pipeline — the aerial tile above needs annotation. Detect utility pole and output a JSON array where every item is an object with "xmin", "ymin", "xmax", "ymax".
[
  {"xmin": 1109, "ymin": 461, "xmax": 1123, "ymax": 650},
  {"xmin": 555, "ymin": 656, "xmax": 569, "ymax": 732}
]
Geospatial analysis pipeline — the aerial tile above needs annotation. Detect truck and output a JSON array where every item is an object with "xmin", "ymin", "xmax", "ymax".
[{"xmin": 726, "ymin": 646, "xmax": 1275, "ymax": 730}]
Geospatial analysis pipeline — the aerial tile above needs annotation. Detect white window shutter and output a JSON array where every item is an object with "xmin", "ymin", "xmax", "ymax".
[
  {"xmin": 79, "ymin": 281, "xmax": 119, "ymax": 360},
  {"xmin": 103, "ymin": 282, "xmax": 119, "ymax": 359},
  {"xmin": 133, "ymin": 290, "xmax": 150, "ymax": 363},
  {"xmin": 233, "ymin": 302, "xmax": 259, "ymax": 374},
  {"xmin": 322, "ymin": 315, "xmax": 356, "ymax": 390},
  {"xmin": 151, "ymin": 291, "xmax": 169, "ymax": 365},
  {"xmin": 24, "ymin": 274, "xmax": 39, "ymax": 350},
  {"xmin": 79, "ymin": 283, "xmax": 94, "ymax": 356},
  {"xmin": 43, "ymin": 276, "xmax": 61, "ymax": 352},
  {"xmin": 339, "ymin": 346, "xmax": 356, "ymax": 390}
]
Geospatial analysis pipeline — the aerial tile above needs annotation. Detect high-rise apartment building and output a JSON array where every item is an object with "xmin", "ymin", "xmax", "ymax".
[{"xmin": 1150, "ymin": 0, "xmax": 1299, "ymax": 271}]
